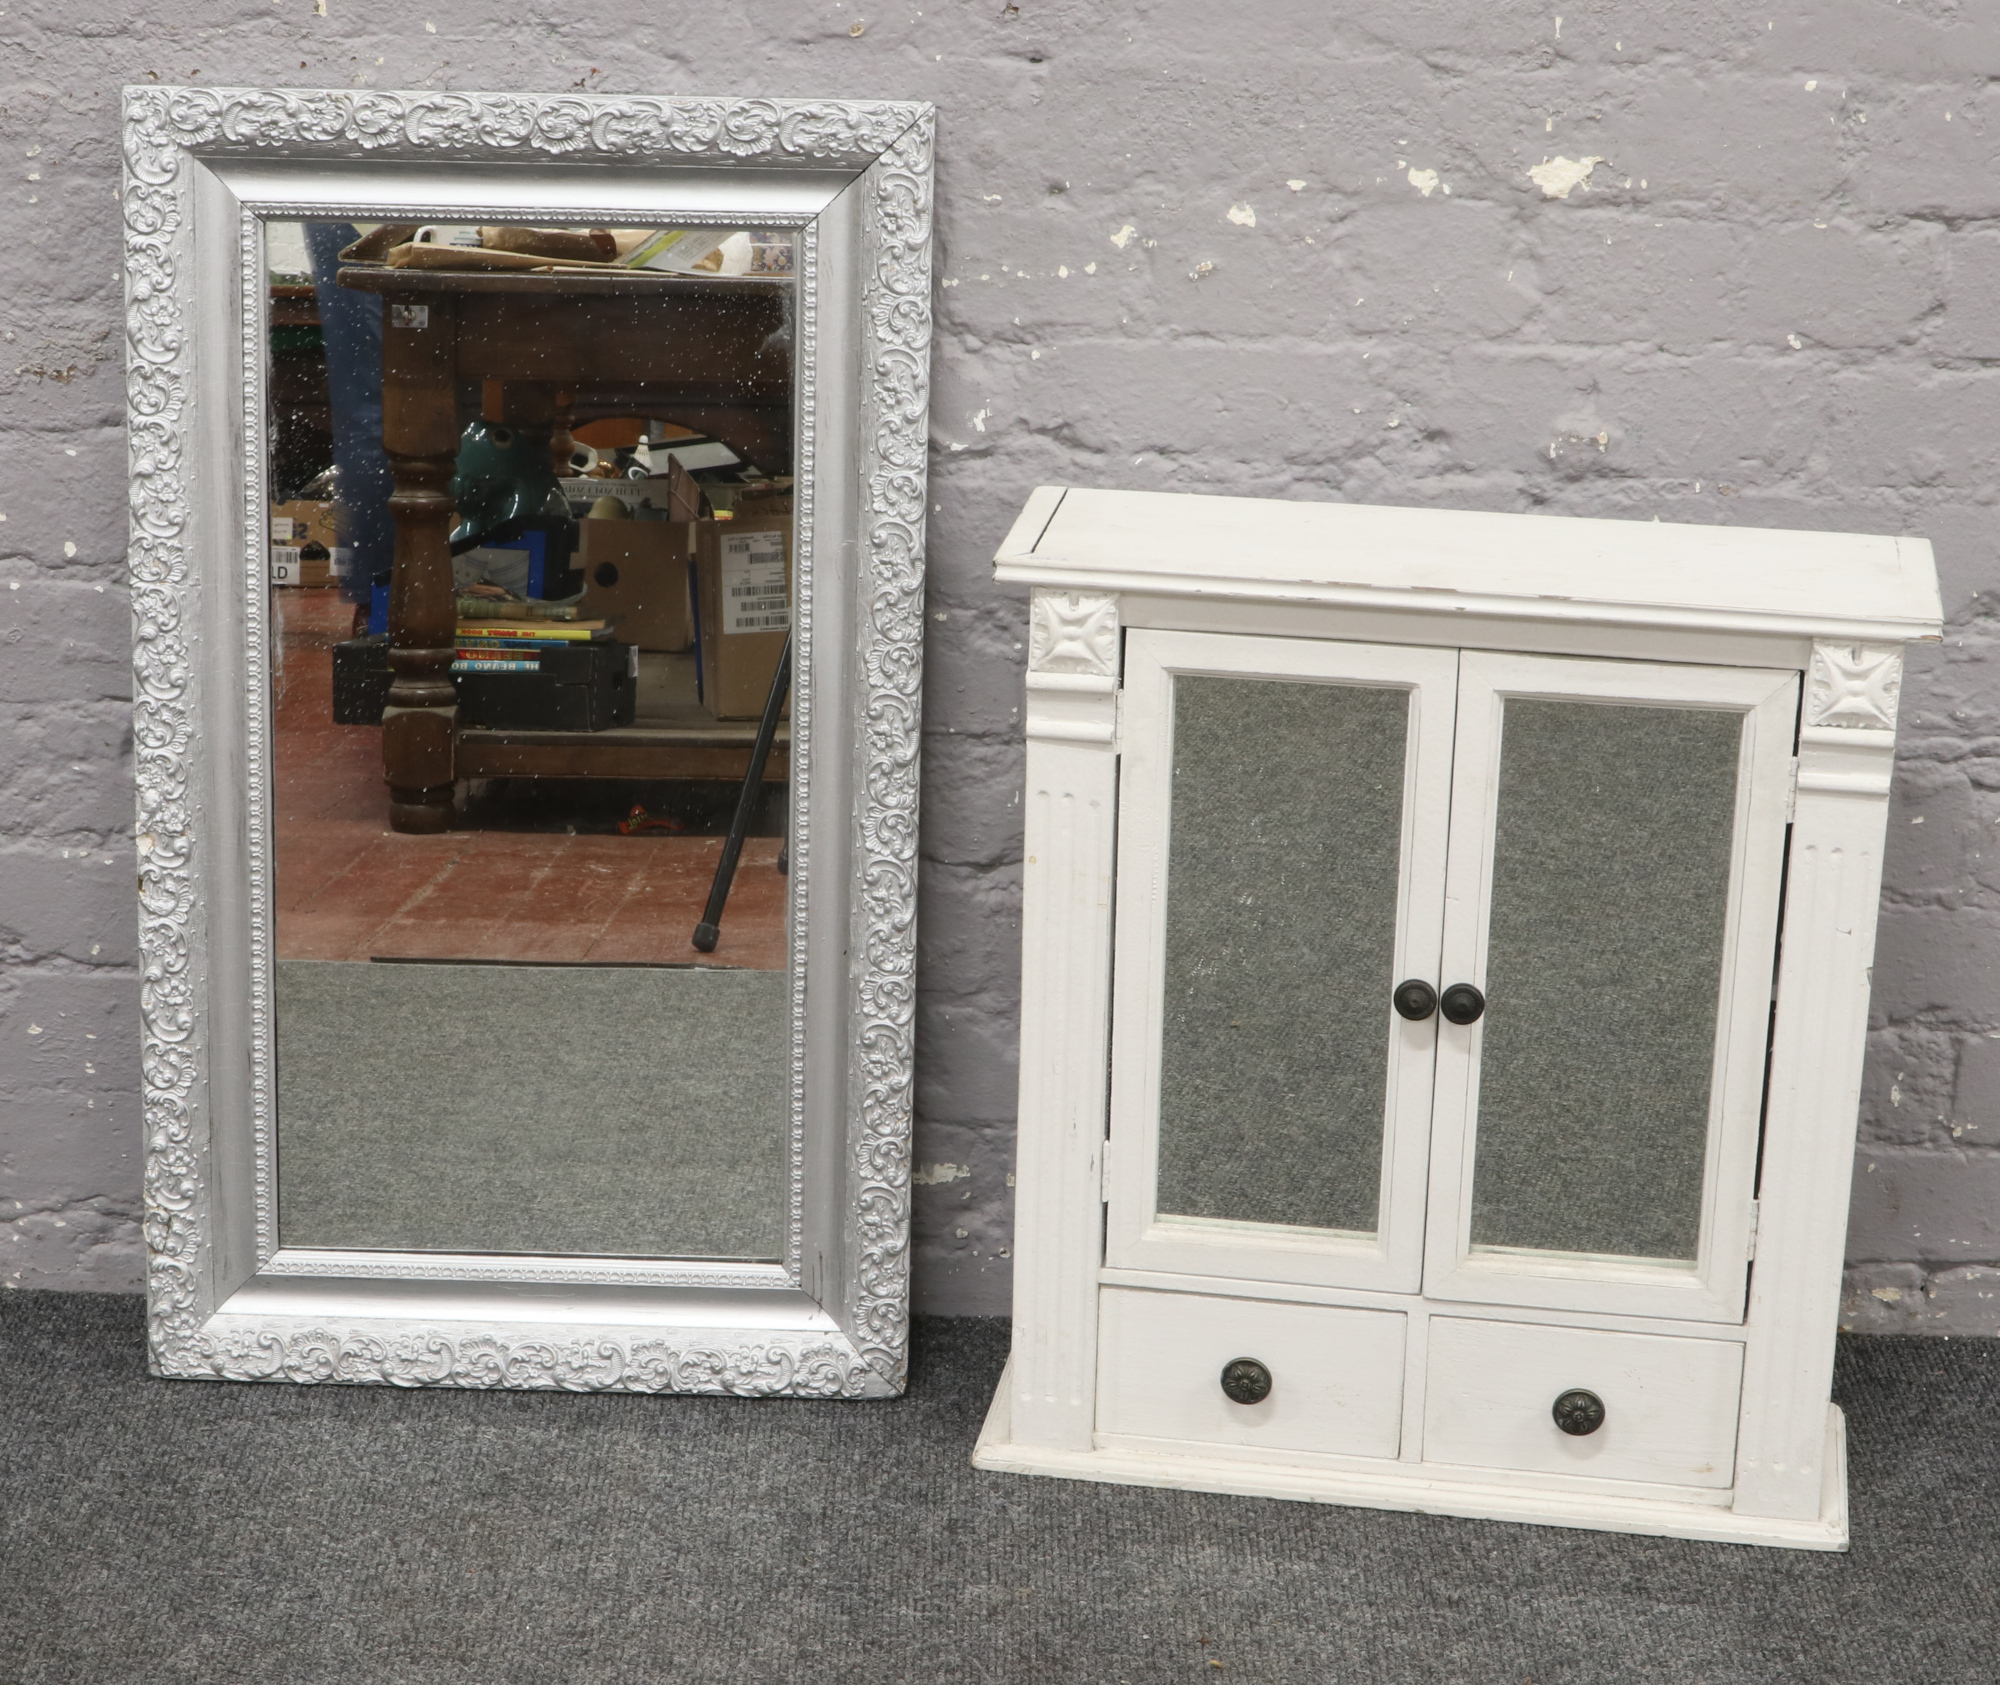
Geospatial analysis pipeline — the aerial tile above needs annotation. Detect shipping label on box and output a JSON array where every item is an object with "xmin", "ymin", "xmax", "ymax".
[
  {"xmin": 720, "ymin": 530, "xmax": 791, "ymax": 634},
  {"xmin": 271, "ymin": 546, "xmax": 337, "ymax": 587},
  {"xmin": 694, "ymin": 516, "xmax": 792, "ymax": 720}
]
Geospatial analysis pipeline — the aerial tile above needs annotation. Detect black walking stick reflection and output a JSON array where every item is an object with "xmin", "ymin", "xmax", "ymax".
[{"xmin": 692, "ymin": 630, "xmax": 791, "ymax": 954}]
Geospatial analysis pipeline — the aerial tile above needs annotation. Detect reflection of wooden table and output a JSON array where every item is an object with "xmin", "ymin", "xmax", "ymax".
[
  {"xmin": 456, "ymin": 650, "xmax": 788, "ymax": 783},
  {"xmin": 337, "ymin": 266, "xmax": 792, "ymax": 833}
]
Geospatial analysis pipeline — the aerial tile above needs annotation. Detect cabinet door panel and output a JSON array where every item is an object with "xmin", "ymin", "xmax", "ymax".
[
  {"xmin": 1105, "ymin": 630, "xmax": 1456, "ymax": 1291},
  {"xmin": 1471, "ymin": 698, "xmax": 1741, "ymax": 1261},
  {"xmin": 1155, "ymin": 674, "xmax": 1407, "ymax": 1234},
  {"xmin": 1424, "ymin": 653, "xmax": 1798, "ymax": 1322}
]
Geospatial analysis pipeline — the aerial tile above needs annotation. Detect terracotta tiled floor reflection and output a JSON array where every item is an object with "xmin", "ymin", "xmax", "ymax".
[{"xmin": 271, "ymin": 590, "xmax": 786, "ymax": 969}]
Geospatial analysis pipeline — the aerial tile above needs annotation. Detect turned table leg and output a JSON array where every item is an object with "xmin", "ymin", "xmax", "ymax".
[{"xmin": 379, "ymin": 294, "xmax": 460, "ymax": 834}]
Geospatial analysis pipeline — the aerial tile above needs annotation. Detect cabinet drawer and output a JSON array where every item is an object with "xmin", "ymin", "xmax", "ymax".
[
  {"xmin": 1096, "ymin": 1287, "xmax": 1405, "ymax": 1460},
  {"xmin": 1423, "ymin": 1318, "xmax": 1744, "ymax": 1489}
]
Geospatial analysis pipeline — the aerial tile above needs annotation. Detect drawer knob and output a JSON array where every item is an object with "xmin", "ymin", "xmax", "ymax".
[
  {"xmin": 1440, "ymin": 983, "xmax": 1486, "ymax": 1025},
  {"xmin": 1220, "ymin": 1358, "xmax": 1273, "ymax": 1405},
  {"xmin": 1393, "ymin": 980, "xmax": 1438, "ymax": 1021},
  {"xmin": 1552, "ymin": 1388, "xmax": 1606, "ymax": 1436}
]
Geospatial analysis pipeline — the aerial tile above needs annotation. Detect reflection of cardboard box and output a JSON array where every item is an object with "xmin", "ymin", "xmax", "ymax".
[
  {"xmin": 732, "ymin": 488, "xmax": 795, "ymax": 521},
  {"xmin": 270, "ymin": 500, "xmax": 339, "ymax": 587},
  {"xmin": 270, "ymin": 546, "xmax": 337, "ymax": 588},
  {"xmin": 705, "ymin": 486, "xmax": 795, "ymax": 520},
  {"xmin": 578, "ymin": 520, "xmax": 695, "ymax": 652},
  {"xmin": 270, "ymin": 500, "xmax": 338, "ymax": 549},
  {"xmin": 694, "ymin": 515, "xmax": 792, "ymax": 720}
]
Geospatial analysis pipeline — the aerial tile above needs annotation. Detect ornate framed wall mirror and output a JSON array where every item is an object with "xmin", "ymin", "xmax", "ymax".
[{"xmin": 125, "ymin": 88, "xmax": 931, "ymax": 1395}]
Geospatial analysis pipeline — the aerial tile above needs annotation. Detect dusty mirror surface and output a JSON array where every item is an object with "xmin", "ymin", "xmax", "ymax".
[{"xmin": 264, "ymin": 217, "xmax": 798, "ymax": 1261}]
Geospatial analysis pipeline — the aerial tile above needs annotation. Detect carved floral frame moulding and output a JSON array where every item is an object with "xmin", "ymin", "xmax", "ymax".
[{"xmin": 125, "ymin": 86, "xmax": 932, "ymax": 1396}]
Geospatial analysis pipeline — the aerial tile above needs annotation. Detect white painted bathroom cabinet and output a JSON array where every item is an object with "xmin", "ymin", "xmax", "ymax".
[{"xmin": 974, "ymin": 487, "xmax": 1942, "ymax": 1549}]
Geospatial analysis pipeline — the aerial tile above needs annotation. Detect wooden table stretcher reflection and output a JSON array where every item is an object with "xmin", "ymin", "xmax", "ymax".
[{"xmin": 272, "ymin": 590, "xmax": 787, "ymax": 969}]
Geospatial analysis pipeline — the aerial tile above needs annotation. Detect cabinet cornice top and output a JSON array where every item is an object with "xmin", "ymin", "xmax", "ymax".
[{"xmin": 994, "ymin": 487, "xmax": 1942, "ymax": 644}]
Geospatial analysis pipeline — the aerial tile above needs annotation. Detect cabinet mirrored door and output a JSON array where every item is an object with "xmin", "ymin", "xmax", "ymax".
[
  {"xmin": 1103, "ymin": 630, "xmax": 1458, "ymax": 1291},
  {"xmin": 1423, "ymin": 652, "xmax": 1799, "ymax": 1323}
]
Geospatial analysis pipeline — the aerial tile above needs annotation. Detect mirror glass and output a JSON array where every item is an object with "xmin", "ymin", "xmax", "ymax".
[
  {"xmin": 1470, "ymin": 698, "xmax": 1740, "ymax": 1262},
  {"xmin": 263, "ymin": 217, "xmax": 798, "ymax": 1261},
  {"xmin": 1155, "ymin": 674, "xmax": 1407, "ymax": 1236}
]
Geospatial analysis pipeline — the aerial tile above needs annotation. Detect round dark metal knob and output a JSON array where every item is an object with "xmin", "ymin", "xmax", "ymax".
[
  {"xmin": 1220, "ymin": 1358, "xmax": 1272, "ymax": 1405},
  {"xmin": 1392, "ymin": 979, "xmax": 1438, "ymax": 1021},
  {"xmin": 1439, "ymin": 983, "xmax": 1486, "ymax": 1025},
  {"xmin": 1552, "ymin": 1388, "xmax": 1606, "ymax": 1436}
]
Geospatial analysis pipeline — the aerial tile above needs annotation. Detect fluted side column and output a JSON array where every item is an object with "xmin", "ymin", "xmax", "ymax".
[
  {"xmin": 1008, "ymin": 589, "xmax": 1122, "ymax": 1452},
  {"xmin": 1736, "ymin": 642, "xmax": 1903, "ymax": 1521}
]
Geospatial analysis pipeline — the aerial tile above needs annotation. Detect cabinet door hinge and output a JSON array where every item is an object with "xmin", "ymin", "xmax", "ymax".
[
  {"xmin": 1746, "ymin": 1198, "xmax": 1761, "ymax": 1260},
  {"xmin": 1100, "ymin": 1138, "xmax": 1113, "ymax": 1203},
  {"xmin": 1785, "ymin": 757, "xmax": 1799, "ymax": 822}
]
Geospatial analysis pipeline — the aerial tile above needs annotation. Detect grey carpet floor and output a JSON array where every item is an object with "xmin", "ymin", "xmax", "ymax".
[
  {"xmin": 276, "ymin": 961, "xmax": 786, "ymax": 1258},
  {"xmin": 6, "ymin": 1292, "xmax": 1999, "ymax": 1685}
]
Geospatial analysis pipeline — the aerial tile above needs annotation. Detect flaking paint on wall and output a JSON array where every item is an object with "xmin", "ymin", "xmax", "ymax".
[{"xmin": 1528, "ymin": 155, "xmax": 1605, "ymax": 199}]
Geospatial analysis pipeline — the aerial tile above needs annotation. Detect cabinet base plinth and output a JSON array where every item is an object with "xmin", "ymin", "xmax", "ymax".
[{"xmin": 970, "ymin": 1357, "xmax": 1849, "ymax": 1552}]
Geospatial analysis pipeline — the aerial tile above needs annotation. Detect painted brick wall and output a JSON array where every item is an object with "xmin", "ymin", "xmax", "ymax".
[{"xmin": 3, "ymin": 1, "xmax": 1997, "ymax": 1326}]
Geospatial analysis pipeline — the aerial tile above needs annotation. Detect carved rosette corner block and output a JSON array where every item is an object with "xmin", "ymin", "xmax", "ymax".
[
  {"xmin": 1806, "ymin": 642, "xmax": 1903, "ymax": 732},
  {"xmin": 1028, "ymin": 589, "xmax": 1120, "ymax": 678}
]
